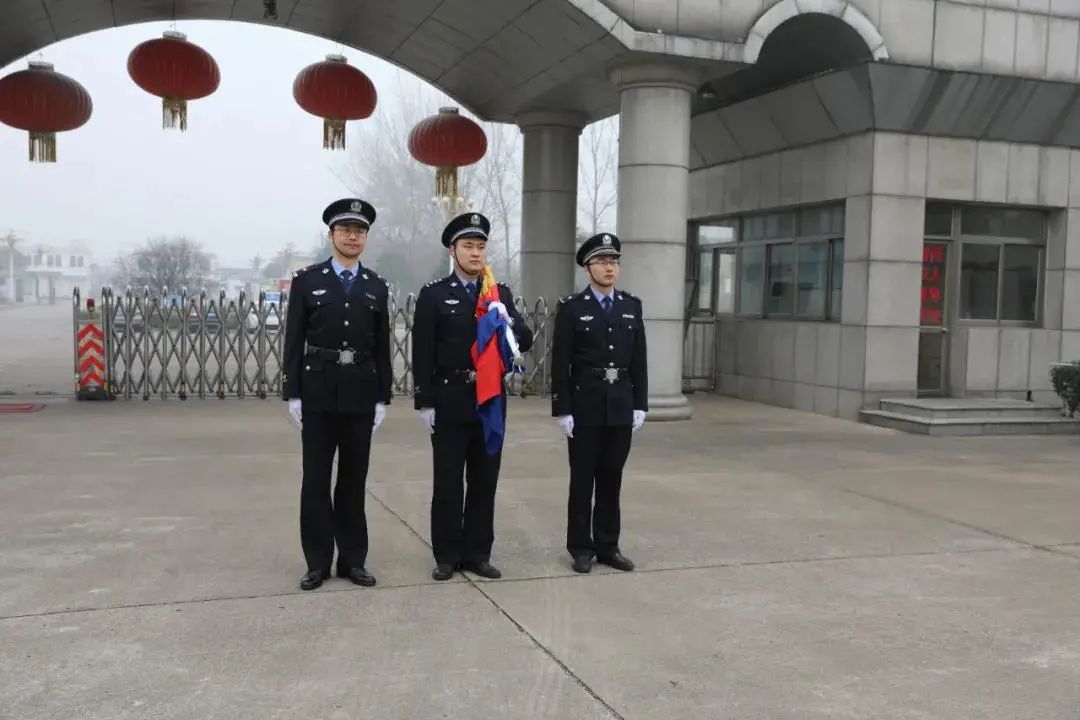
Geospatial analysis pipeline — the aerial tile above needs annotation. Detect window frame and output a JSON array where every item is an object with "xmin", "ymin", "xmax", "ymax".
[
  {"xmin": 927, "ymin": 202, "xmax": 1046, "ymax": 328},
  {"xmin": 691, "ymin": 204, "xmax": 846, "ymax": 321}
]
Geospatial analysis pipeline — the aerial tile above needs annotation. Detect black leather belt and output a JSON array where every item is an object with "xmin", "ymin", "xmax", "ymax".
[
  {"xmin": 436, "ymin": 368, "xmax": 477, "ymax": 385},
  {"xmin": 306, "ymin": 346, "xmax": 371, "ymax": 365},
  {"xmin": 574, "ymin": 367, "xmax": 628, "ymax": 384}
]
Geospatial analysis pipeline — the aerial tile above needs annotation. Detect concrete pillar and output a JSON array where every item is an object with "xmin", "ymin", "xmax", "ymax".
[
  {"xmin": 516, "ymin": 111, "xmax": 585, "ymax": 308},
  {"xmin": 610, "ymin": 62, "xmax": 701, "ymax": 421}
]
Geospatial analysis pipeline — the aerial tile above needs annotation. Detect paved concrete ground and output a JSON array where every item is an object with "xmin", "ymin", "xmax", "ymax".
[
  {"xmin": 0, "ymin": 301, "xmax": 73, "ymax": 396},
  {"xmin": 2, "ymin": 395, "xmax": 1080, "ymax": 719}
]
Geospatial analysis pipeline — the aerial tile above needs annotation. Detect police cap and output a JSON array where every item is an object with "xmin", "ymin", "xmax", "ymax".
[
  {"xmin": 576, "ymin": 232, "xmax": 621, "ymax": 267},
  {"xmin": 442, "ymin": 212, "xmax": 490, "ymax": 247},
  {"xmin": 323, "ymin": 198, "xmax": 376, "ymax": 229}
]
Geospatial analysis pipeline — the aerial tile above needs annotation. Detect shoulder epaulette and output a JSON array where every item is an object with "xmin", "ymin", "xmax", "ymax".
[{"xmin": 558, "ymin": 294, "xmax": 574, "ymax": 304}]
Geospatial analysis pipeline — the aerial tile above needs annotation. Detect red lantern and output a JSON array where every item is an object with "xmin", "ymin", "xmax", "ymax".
[
  {"xmin": 292, "ymin": 55, "xmax": 377, "ymax": 150},
  {"xmin": 0, "ymin": 60, "xmax": 92, "ymax": 163},
  {"xmin": 127, "ymin": 31, "xmax": 220, "ymax": 131},
  {"xmin": 408, "ymin": 107, "xmax": 487, "ymax": 213}
]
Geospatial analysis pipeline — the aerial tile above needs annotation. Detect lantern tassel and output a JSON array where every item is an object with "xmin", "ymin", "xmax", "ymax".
[
  {"xmin": 162, "ymin": 97, "xmax": 188, "ymax": 132},
  {"xmin": 435, "ymin": 166, "xmax": 459, "ymax": 203},
  {"xmin": 323, "ymin": 117, "xmax": 346, "ymax": 149},
  {"xmin": 28, "ymin": 131, "xmax": 57, "ymax": 163}
]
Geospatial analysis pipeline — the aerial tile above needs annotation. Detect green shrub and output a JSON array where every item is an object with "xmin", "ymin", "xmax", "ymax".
[{"xmin": 1050, "ymin": 361, "xmax": 1080, "ymax": 418}]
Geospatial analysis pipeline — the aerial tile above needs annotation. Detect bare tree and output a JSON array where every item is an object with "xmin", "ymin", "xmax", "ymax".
[
  {"xmin": 578, "ymin": 117, "xmax": 619, "ymax": 236},
  {"xmin": 466, "ymin": 121, "xmax": 521, "ymax": 286},
  {"xmin": 260, "ymin": 242, "xmax": 299, "ymax": 281},
  {"xmin": 334, "ymin": 70, "xmax": 524, "ymax": 293},
  {"xmin": 112, "ymin": 236, "xmax": 212, "ymax": 292},
  {"xmin": 335, "ymin": 72, "xmax": 449, "ymax": 295}
]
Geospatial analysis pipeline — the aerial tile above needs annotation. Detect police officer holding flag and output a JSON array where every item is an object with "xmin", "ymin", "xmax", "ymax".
[
  {"xmin": 550, "ymin": 232, "xmax": 647, "ymax": 574},
  {"xmin": 283, "ymin": 198, "xmax": 392, "ymax": 591},
  {"xmin": 412, "ymin": 212, "xmax": 533, "ymax": 582}
]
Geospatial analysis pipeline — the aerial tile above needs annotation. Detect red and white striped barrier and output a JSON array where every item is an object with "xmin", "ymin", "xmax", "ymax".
[{"xmin": 74, "ymin": 295, "xmax": 109, "ymax": 400}]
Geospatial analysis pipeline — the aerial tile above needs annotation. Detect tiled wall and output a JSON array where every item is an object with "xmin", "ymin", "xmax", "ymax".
[{"xmin": 691, "ymin": 131, "xmax": 1080, "ymax": 418}]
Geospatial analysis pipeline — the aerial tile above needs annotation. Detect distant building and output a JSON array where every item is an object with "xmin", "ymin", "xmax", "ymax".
[
  {"xmin": 0, "ymin": 243, "xmax": 30, "ymax": 303},
  {"xmin": 24, "ymin": 240, "xmax": 93, "ymax": 301}
]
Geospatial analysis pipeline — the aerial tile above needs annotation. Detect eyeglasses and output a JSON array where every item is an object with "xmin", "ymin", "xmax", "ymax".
[
  {"xmin": 333, "ymin": 225, "xmax": 367, "ymax": 237},
  {"xmin": 590, "ymin": 258, "xmax": 619, "ymax": 267}
]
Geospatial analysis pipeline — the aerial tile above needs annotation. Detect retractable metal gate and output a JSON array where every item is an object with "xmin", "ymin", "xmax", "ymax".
[{"xmin": 74, "ymin": 287, "xmax": 555, "ymax": 400}]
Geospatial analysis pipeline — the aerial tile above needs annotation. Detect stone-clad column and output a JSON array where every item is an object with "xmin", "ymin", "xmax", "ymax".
[
  {"xmin": 517, "ymin": 111, "xmax": 586, "ymax": 307},
  {"xmin": 610, "ymin": 62, "xmax": 701, "ymax": 421}
]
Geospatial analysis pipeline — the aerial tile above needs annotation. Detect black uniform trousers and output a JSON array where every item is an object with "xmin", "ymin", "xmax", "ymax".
[
  {"xmin": 566, "ymin": 424, "xmax": 633, "ymax": 558},
  {"xmin": 300, "ymin": 409, "xmax": 373, "ymax": 573},
  {"xmin": 430, "ymin": 417, "xmax": 502, "ymax": 566}
]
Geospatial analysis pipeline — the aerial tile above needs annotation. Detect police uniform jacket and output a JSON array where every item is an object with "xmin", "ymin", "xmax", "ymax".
[
  {"xmin": 283, "ymin": 258, "xmax": 392, "ymax": 414},
  {"xmin": 550, "ymin": 288, "xmax": 647, "ymax": 426},
  {"xmin": 412, "ymin": 275, "xmax": 534, "ymax": 424}
]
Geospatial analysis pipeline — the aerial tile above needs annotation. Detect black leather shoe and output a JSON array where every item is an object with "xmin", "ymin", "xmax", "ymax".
[
  {"xmin": 338, "ymin": 567, "xmax": 376, "ymax": 587},
  {"xmin": 462, "ymin": 561, "xmax": 502, "ymax": 579},
  {"xmin": 300, "ymin": 568, "xmax": 329, "ymax": 591},
  {"xmin": 432, "ymin": 563, "xmax": 455, "ymax": 581},
  {"xmin": 596, "ymin": 552, "xmax": 634, "ymax": 572},
  {"xmin": 572, "ymin": 555, "xmax": 592, "ymax": 574}
]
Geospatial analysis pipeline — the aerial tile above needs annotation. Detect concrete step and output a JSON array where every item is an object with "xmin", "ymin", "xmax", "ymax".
[
  {"xmin": 860, "ymin": 409, "xmax": 1080, "ymax": 437},
  {"xmin": 879, "ymin": 398, "xmax": 1065, "ymax": 421}
]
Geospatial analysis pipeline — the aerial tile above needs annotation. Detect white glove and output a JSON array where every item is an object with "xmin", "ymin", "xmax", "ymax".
[
  {"xmin": 557, "ymin": 414, "xmax": 574, "ymax": 438},
  {"xmin": 419, "ymin": 407, "xmax": 435, "ymax": 434},
  {"xmin": 373, "ymin": 402, "xmax": 387, "ymax": 433},
  {"xmin": 288, "ymin": 398, "xmax": 302, "ymax": 430},
  {"xmin": 486, "ymin": 301, "xmax": 511, "ymax": 323},
  {"xmin": 632, "ymin": 410, "xmax": 646, "ymax": 432}
]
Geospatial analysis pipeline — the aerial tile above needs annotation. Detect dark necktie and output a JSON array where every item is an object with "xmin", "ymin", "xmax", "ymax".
[
  {"xmin": 602, "ymin": 295, "xmax": 612, "ymax": 315},
  {"xmin": 340, "ymin": 269, "xmax": 353, "ymax": 294},
  {"xmin": 466, "ymin": 282, "xmax": 476, "ymax": 300}
]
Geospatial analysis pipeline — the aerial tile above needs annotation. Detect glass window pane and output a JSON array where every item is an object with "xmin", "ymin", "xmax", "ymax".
[
  {"xmin": 829, "ymin": 239, "xmax": 844, "ymax": 321},
  {"xmin": 960, "ymin": 244, "xmax": 1000, "ymax": 320},
  {"xmin": 764, "ymin": 214, "xmax": 781, "ymax": 238},
  {"xmin": 745, "ymin": 215, "xmax": 765, "ymax": 241},
  {"xmin": 960, "ymin": 207, "xmax": 1044, "ymax": 240},
  {"xmin": 796, "ymin": 242, "xmax": 828, "ymax": 317},
  {"xmin": 925, "ymin": 203, "xmax": 953, "ymax": 236},
  {"xmin": 766, "ymin": 243, "xmax": 795, "ymax": 315},
  {"xmin": 798, "ymin": 205, "xmax": 844, "ymax": 236},
  {"xmin": 697, "ymin": 250, "xmax": 714, "ymax": 312},
  {"xmin": 1001, "ymin": 245, "xmax": 1040, "ymax": 322},
  {"xmin": 739, "ymin": 245, "xmax": 765, "ymax": 315},
  {"xmin": 698, "ymin": 222, "xmax": 737, "ymax": 245},
  {"xmin": 716, "ymin": 250, "xmax": 736, "ymax": 314}
]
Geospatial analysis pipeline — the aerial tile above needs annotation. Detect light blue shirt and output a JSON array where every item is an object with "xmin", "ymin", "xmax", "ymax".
[
  {"xmin": 456, "ymin": 273, "xmax": 479, "ymax": 292},
  {"xmin": 591, "ymin": 286, "xmax": 615, "ymax": 304},
  {"xmin": 330, "ymin": 258, "xmax": 360, "ymax": 278}
]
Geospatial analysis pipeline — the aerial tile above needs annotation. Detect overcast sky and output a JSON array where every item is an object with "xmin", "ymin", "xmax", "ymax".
[{"xmin": 0, "ymin": 20, "xmax": 460, "ymax": 268}]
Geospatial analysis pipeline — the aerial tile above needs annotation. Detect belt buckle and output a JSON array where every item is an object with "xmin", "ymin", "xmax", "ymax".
[
  {"xmin": 339, "ymin": 349, "xmax": 355, "ymax": 365},
  {"xmin": 603, "ymin": 367, "xmax": 619, "ymax": 384}
]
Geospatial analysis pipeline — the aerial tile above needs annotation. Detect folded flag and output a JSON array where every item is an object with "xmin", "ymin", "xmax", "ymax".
[{"xmin": 469, "ymin": 264, "xmax": 515, "ymax": 455}]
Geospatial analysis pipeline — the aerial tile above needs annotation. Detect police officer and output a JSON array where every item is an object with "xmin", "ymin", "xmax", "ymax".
[
  {"xmin": 550, "ymin": 232, "xmax": 647, "ymax": 574},
  {"xmin": 283, "ymin": 198, "xmax": 392, "ymax": 591},
  {"xmin": 412, "ymin": 212, "xmax": 534, "ymax": 581}
]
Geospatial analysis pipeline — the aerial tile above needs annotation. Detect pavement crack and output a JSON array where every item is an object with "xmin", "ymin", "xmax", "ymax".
[
  {"xmin": 469, "ymin": 581, "xmax": 627, "ymax": 720},
  {"xmin": 366, "ymin": 488, "xmax": 626, "ymax": 720},
  {"xmin": 835, "ymin": 487, "xmax": 1080, "ymax": 561},
  {"xmin": 0, "ymin": 580, "xmax": 461, "ymax": 623}
]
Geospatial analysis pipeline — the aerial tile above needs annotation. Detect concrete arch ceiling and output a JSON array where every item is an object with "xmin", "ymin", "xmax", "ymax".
[
  {"xmin": 0, "ymin": 0, "xmax": 678, "ymax": 122},
  {"xmin": 690, "ymin": 63, "xmax": 1080, "ymax": 170},
  {"xmin": 691, "ymin": 2, "xmax": 889, "ymax": 116}
]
